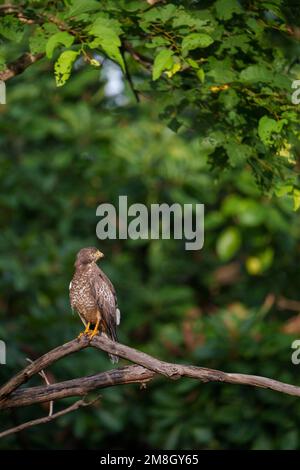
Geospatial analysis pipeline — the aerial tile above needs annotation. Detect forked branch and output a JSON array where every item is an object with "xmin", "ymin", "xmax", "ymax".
[{"xmin": 0, "ymin": 334, "xmax": 300, "ymax": 438}]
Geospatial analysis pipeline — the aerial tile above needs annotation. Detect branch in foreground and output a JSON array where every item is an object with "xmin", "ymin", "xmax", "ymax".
[
  {"xmin": 0, "ymin": 337, "xmax": 88, "ymax": 402},
  {"xmin": 0, "ymin": 365, "xmax": 155, "ymax": 409},
  {"xmin": 1, "ymin": 333, "xmax": 300, "ymax": 438},
  {"xmin": 1, "ymin": 334, "xmax": 300, "ymax": 412},
  {"xmin": 0, "ymin": 53, "xmax": 44, "ymax": 82},
  {"xmin": 91, "ymin": 335, "xmax": 300, "ymax": 397},
  {"xmin": 0, "ymin": 397, "xmax": 97, "ymax": 439}
]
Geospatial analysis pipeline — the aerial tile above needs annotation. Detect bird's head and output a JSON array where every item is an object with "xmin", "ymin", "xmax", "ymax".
[{"xmin": 75, "ymin": 247, "xmax": 104, "ymax": 267}]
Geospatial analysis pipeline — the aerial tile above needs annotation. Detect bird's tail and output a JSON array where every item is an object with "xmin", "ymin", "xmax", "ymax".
[
  {"xmin": 102, "ymin": 330, "xmax": 119, "ymax": 364},
  {"xmin": 109, "ymin": 307, "xmax": 120, "ymax": 364},
  {"xmin": 109, "ymin": 353, "xmax": 119, "ymax": 364}
]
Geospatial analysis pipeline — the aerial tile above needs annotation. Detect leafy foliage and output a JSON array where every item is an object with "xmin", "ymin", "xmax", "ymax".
[{"xmin": 0, "ymin": 0, "xmax": 299, "ymax": 193}]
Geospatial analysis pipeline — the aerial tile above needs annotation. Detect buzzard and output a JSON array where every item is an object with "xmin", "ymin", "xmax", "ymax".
[{"xmin": 69, "ymin": 247, "xmax": 120, "ymax": 363}]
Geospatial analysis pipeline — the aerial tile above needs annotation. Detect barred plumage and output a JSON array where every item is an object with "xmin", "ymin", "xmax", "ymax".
[{"xmin": 69, "ymin": 247, "xmax": 120, "ymax": 363}]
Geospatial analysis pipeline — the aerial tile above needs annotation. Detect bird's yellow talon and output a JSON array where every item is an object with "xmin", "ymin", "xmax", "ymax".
[
  {"xmin": 77, "ymin": 322, "xmax": 91, "ymax": 338},
  {"xmin": 88, "ymin": 329, "xmax": 99, "ymax": 339},
  {"xmin": 88, "ymin": 319, "xmax": 100, "ymax": 339}
]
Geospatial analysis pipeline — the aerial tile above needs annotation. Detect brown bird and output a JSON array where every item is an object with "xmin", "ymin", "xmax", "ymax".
[{"xmin": 69, "ymin": 247, "xmax": 120, "ymax": 363}]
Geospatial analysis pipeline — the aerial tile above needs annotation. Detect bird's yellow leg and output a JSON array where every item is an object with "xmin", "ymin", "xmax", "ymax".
[
  {"xmin": 78, "ymin": 322, "xmax": 91, "ymax": 338},
  {"xmin": 89, "ymin": 319, "xmax": 100, "ymax": 339}
]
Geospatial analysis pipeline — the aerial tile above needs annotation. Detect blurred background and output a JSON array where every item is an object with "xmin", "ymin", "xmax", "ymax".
[{"xmin": 1, "ymin": 55, "xmax": 300, "ymax": 450}]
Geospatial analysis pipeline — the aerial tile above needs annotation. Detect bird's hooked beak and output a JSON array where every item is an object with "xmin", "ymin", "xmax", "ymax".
[{"xmin": 96, "ymin": 250, "xmax": 104, "ymax": 260}]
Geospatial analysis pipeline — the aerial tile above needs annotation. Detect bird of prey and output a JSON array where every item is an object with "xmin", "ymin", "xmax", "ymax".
[{"xmin": 69, "ymin": 247, "xmax": 120, "ymax": 363}]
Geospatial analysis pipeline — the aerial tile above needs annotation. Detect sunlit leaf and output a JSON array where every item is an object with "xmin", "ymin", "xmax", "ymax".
[
  {"xmin": 54, "ymin": 50, "xmax": 79, "ymax": 86},
  {"xmin": 216, "ymin": 227, "xmax": 242, "ymax": 261},
  {"xmin": 152, "ymin": 49, "xmax": 174, "ymax": 80},
  {"xmin": 46, "ymin": 32, "xmax": 75, "ymax": 59}
]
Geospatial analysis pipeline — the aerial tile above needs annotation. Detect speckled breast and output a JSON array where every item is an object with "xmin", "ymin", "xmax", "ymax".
[{"xmin": 70, "ymin": 268, "xmax": 101, "ymax": 324}]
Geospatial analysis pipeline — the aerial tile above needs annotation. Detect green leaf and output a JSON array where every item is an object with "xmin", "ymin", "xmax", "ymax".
[
  {"xmin": 152, "ymin": 49, "xmax": 174, "ymax": 81},
  {"xmin": 87, "ymin": 17, "xmax": 125, "ymax": 71},
  {"xmin": 89, "ymin": 38, "xmax": 125, "ymax": 72},
  {"xmin": 89, "ymin": 14, "xmax": 123, "ymax": 36},
  {"xmin": 46, "ymin": 32, "xmax": 75, "ymax": 59},
  {"xmin": 215, "ymin": 0, "xmax": 243, "ymax": 20},
  {"xmin": 196, "ymin": 68, "xmax": 205, "ymax": 83},
  {"xmin": 186, "ymin": 58, "xmax": 199, "ymax": 69},
  {"xmin": 0, "ymin": 15, "xmax": 24, "ymax": 42},
  {"xmin": 172, "ymin": 10, "xmax": 210, "ymax": 29},
  {"xmin": 274, "ymin": 182, "xmax": 293, "ymax": 198},
  {"xmin": 293, "ymin": 189, "xmax": 300, "ymax": 211},
  {"xmin": 219, "ymin": 34, "xmax": 250, "ymax": 54},
  {"xmin": 237, "ymin": 200, "xmax": 266, "ymax": 227},
  {"xmin": 121, "ymin": 1, "xmax": 148, "ymax": 12},
  {"xmin": 139, "ymin": 4, "xmax": 177, "ymax": 31},
  {"xmin": 165, "ymin": 61, "xmax": 181, "ymax": 78},
  {"xmin": 182, "ymin": 33, "xmax": 214, "ymax": 56},
  {"xmin": 216, "ymin": 227, "xmax": 241, "ymax": 261},
  {"xmin": 54, "ymin": 50, "xmax": 79, "ymax": 87},
  {"xmin": 29, "ymin": 24, "xmax": 60, "ymax": 54},
  {"xmin": 145, "ymin": 37, "xmax": 170, "ymax": 48},
  {"xmin": 207, "ymin": 57, "xmax": 236, "ymax": 83},
  {"xmin": 225, "ymin": 143, "xmax": 253, "ymax": 167},
  {"xmin": 0, "ymin": 50, "xmax": 5, "ymax": 72},
  {"xmin": 30, "ymin": 27, "xmax": 47, "ymax": 54},
  {"xmin": 258, "ymin": 116, "xmax": 286, "ymax": 146},
  {"xmin": 218, "ymin": 89, "xmax": 240, "ymax": 109},
  {"xmin": 240, "ymin": 65, "xmax": 273, "ymax": 83},
  {"xmin": 246, "ymin": 17, "xmax": 265, "ymax": 36},
  {"xmin": 65, "ymin": 0, "xmax": 100, "ymax": 17}
]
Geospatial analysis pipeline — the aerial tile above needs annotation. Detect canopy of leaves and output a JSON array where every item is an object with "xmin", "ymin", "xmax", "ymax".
[{"xmin": 0, "ymin": 0, "xmax": 299, "ymax": 195}]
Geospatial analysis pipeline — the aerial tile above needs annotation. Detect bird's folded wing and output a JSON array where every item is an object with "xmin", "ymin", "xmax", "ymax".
[{"xmin": 89, "ymin": 271, "xmax": 119, "ymax": 341}]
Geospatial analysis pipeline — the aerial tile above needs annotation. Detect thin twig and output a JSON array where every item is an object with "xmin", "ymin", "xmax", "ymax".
[
  {"xmin": 0, "ymin": 5, "xmax": 19, "ymax": 13},
  {"xmin": 123, "ymin": 42, "xmax": 152, "ymax": 70},
  {"xmin": 0, "ymin": 337, "xmax": 89, "ymax": 402},
  {"xmin": 0, "ymin": 397, "xmax": 96, "ymax": 439},
  {"xmin": 26, "ymin": 358, "xmax": 53, "ymax": 416},
  {"xmin": 121, "ymin": 48, "xmax": 140, "ymax": 103}
]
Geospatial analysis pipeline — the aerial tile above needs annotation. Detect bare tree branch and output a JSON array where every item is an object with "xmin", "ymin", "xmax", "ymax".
[
  {"xmin": 90, "ymin": 335, "xmax": 300, "ymax": 397},
  {"xmin": 0, "ymin": 333, "xmax": 300, "ymax": 438},
  {"xmin": 0, "ymin": 5, "xmax": 21, "ymax": 14},
  {"xmin": 0, "ymin": 337, "xmax": 89, "ymax": 402},
  {"xmin": 0, "ymin": 334, "xmax": 300, "ymax": 409},
  {"xmin": 0, "ymin": 397, "xmax": 97, "ymax": 439},
  {"xmin": 146, "ymin": 0, "xmax": 165, "ymax": 5},
  {"xmin": 0, "ymin": 365, "xmax": 155, "ymax": 409},
  {"xmin": 0, "ymin": 53, "xmax": 44, "ymax": 82}
]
